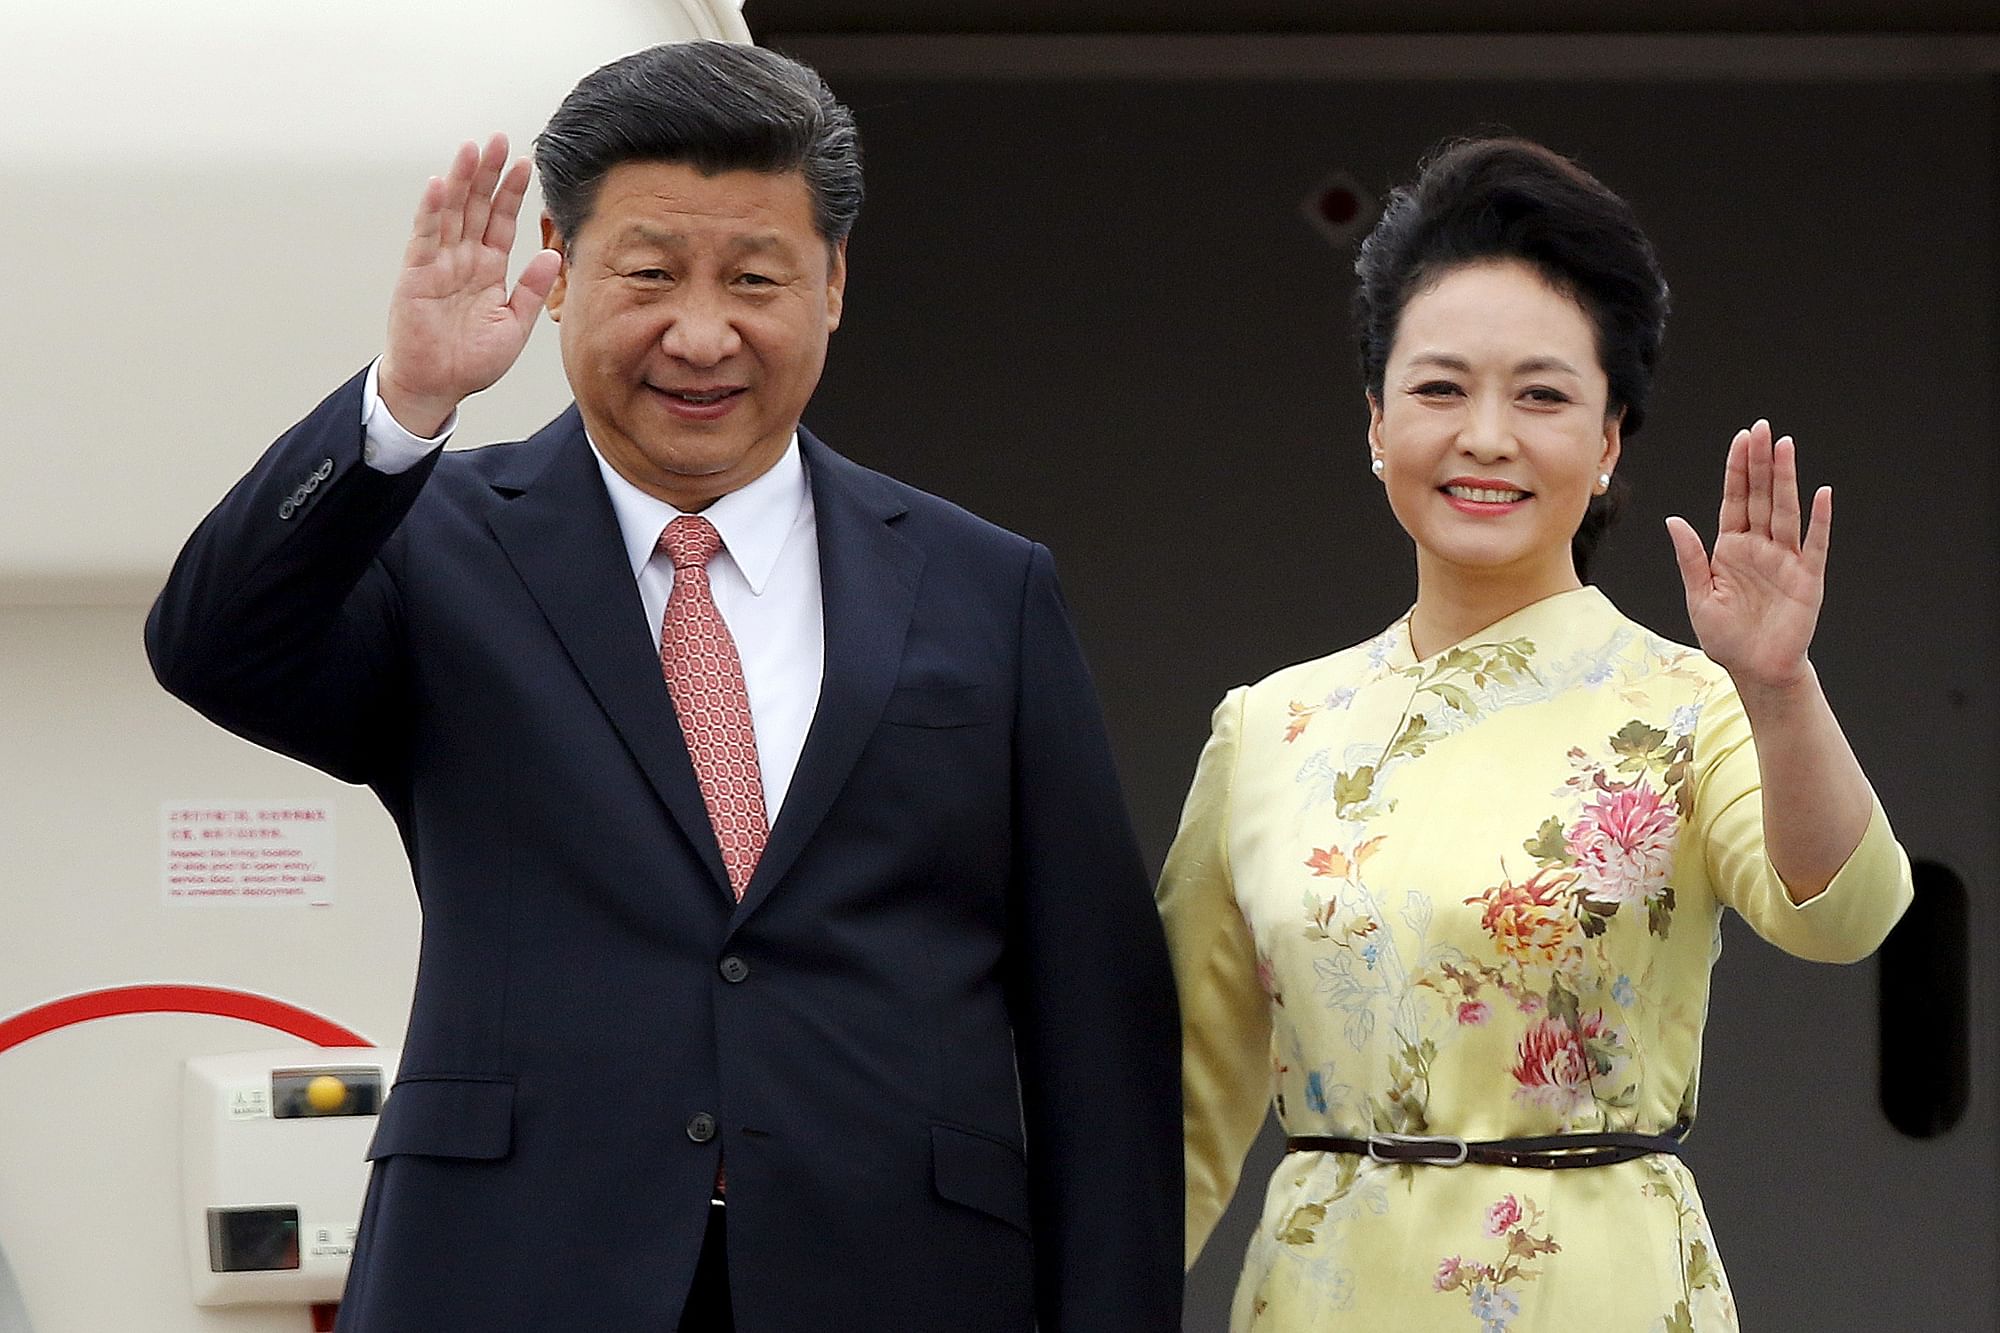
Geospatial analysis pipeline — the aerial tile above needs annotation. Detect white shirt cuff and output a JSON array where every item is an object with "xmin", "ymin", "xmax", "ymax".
[{"xmin": 360, "ymin": 357, "xmax": 456, "ymax": 472}]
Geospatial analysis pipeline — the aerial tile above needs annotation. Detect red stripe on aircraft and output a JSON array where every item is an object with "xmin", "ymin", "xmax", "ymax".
[{"xmin": 0, "ymin": 985, "xmax": 372, "ymax": 1055}]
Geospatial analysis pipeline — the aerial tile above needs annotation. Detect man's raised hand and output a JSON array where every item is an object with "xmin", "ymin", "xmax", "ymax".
[{"xmin": 377, "ymin": 134, "xmax": 563, "ymax": 438}]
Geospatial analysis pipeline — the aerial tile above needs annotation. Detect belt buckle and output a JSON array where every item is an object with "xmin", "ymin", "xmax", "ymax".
[{"xmin": 1367, "ymin": 1132, "xmax": 1469, "ymax": 1166}]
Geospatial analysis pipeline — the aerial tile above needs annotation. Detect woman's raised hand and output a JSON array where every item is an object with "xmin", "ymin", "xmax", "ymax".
[
  {"xmin": 1665, "ymin": 420, "xmax": 1832, "ymax": 692},
  {"xmin": 377, "ymin": 134, "xmax": 564, "ymax": 437}
]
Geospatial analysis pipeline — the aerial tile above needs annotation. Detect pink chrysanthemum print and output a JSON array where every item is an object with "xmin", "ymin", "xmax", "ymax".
[
  {"xmin": 1566, "ymin": 782, "xmax": 1678, "ymax": 905},
  {"xmin": 1510, "ymin": 1011, "xmax": 1623, "ymax": 1115}
]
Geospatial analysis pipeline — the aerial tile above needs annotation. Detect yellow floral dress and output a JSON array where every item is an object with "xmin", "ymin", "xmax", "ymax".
[{"xmin": 1160, "ymin": 587, "xmax": 1912, "ymax": 1332}]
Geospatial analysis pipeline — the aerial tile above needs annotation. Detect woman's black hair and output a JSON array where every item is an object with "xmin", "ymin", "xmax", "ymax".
[{"xmin": 1353, "ymin": 137, "xmax": 1669, "ymax": 578}]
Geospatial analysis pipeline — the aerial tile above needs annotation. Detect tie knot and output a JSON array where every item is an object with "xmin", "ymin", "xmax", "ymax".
[{"xmin": 659, "ymin": 515, "xmax": 723, "ymax": 571}]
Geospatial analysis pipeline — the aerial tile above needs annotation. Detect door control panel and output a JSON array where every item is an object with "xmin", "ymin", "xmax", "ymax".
[{"xmin": 182, "ymin": 1048, "xmax": 397, "ymax": 1306}]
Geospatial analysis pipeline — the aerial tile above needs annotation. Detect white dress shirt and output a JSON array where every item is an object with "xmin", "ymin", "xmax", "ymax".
[{"xmin": 361, "ymin": 360, "xmax": 825, "ymax": 820}]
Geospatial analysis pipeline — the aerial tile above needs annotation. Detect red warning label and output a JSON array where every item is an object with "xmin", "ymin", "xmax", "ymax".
[{"xmin": 161, "ymin": 802, "xmax": 335, "ymax": 906}]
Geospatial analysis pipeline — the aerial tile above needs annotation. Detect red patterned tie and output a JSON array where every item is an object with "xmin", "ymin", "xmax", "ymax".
[{"xmin": 658, "ymin": 516, "xmax": 768, "ymax": 902}]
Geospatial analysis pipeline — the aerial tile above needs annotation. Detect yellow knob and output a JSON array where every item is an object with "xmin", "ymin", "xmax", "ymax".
[{"xmin": 305, "ymin": 1074, "xmax": 348, "ymax": 1114}]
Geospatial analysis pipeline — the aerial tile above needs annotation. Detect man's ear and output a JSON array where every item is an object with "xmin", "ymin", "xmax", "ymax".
[
  {"xmin": 825, "ymin": 238, "xmax": 848, "ymax": 332},
  {"xmin": 540, "ymin": 214, "xmax": 568, "ymax": 322}
]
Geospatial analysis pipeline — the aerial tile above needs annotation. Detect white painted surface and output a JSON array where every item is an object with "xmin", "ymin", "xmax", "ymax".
[
  {"xmin": 0, "ymin": 606, "xmax": 419, "ymax": 1332},
  {"xmin": 0, "ymin": 0, "xmax": 750, "ymax": 606},
  {"xmin": 0, "ymin": 3, "xmax": 750, "ymax": 1329}
]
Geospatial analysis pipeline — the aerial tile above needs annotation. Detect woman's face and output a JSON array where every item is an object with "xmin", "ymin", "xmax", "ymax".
[{"xmin": 1369, "ymin": 258, "xmax": 1621, "ymax": 596}]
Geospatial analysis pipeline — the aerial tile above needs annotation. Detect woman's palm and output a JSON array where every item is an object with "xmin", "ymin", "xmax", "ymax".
[{"xmin": 1665, "ymin": 420, "xmax": 1831, "ymax": 691}]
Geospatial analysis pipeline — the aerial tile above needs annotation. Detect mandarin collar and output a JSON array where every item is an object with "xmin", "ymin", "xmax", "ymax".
[{"xmin": 1381, "ymin": 585, "xmax": 1615, "ymax": 672}]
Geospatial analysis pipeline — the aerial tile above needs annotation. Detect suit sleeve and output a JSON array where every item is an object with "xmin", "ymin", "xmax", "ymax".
[
  {"xmin": 1691, "ymin": 680, "xmax": 1913, "ymax": 963},
  {"xmin": 1156, "ymin": 687, "xmax": 1271, "ymax": 1267},
  {"xmin": 145, "ymin": 368, "xmax": 437, "ymax": 785},
  {"xmin": 1006, "ymin": 542, "xmax": 1182, "ymax": 1331}
]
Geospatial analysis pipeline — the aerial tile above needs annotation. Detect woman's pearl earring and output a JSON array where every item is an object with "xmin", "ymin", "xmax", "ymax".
[
  {"xmin": 1371, "ymin": 458, "xmax": 1385, "ymax": 477},
  {"xmin": 1597, "ymin": 472, "xmax": 1611, "ymax": 490}
]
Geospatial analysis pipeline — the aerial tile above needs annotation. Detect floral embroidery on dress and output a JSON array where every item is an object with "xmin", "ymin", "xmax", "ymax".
[
  {"xmin": 1510, "ymin": 1010, "xmax": 1631, "ymax": 1115},
  {"xmin": 1289, "ymin": 637, "xmax": 1540, "ymax": 819},
  {"xmin": 1570, "ymin": 782, "xmax": 1679, "ymax": 905},
  {"xmin": 1642, "ymin": 1159, "xmax": 1737, "ymax": 1331},
  {"xmin": 1244, "ymin": 1153, "xmax": 1387, "ymax": 1322},
  {"xmin": 1469, "ymin": 870, "xmax": 1577, "ymax": 970},
  {"xmin": 1296, "ymin": 691, "xmax": 1695, "ymax": 1132},
  {"xmin": 1434, "ymin": 1193, "xmax": 1560, "ymax": 1331},
  {"xmin": 1424, "ymin": 713, "xmax": 1695, "ymax": 1124}
]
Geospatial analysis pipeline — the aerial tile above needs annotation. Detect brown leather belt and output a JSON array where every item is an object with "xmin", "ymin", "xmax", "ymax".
[{"xmin": 1285, "ymin": 1123, "xmax": 1687, "ymax": 1170}]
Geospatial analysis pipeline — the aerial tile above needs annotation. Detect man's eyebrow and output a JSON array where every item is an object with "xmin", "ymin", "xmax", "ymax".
[
  {"xmin": 610, "ymin": 223, "xmax": 687, "ymax": 248},
  {"xmin": 728, "ymin": 232, "xmax": 793, "ymax": 256},
  {"xmin": 607, "ymin": 225, "xmax": 793, "ymax": 256}
]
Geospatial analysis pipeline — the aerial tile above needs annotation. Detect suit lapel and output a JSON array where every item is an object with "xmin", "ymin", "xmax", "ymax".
[
  {"xmin": 485, "ymin": 414, "xmax": 734, "ymax": 898},
  {"xmin": 730, "ymin": 430, "xmax": 924, "ymax": 929}
]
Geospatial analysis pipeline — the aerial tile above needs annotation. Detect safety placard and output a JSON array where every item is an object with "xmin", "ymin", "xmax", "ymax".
[{"xmin": 162, "ymin": 803, "xmax": 335, "ymax": 906}]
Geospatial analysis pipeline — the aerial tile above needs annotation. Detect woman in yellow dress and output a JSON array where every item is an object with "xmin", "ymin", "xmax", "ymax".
[{"xmin": 1159, "ymin": 137, "xmax": 1913, "ymax": 1331}]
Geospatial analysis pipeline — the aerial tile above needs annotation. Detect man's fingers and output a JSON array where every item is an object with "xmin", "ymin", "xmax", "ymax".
[
  {"xmin": 484, "ymin": 158, "xmax": 536, "ymax": 255},
  {"xmin": 437, "ymin": 140, "xmax": 479, "ymax": 249},
  {"xmin": 1745, "ymin": 419, "xmax": 1774, "ymax": 536},
  {"xmin": 1803, "ymin": 486, "xmax": 1833, "ymax": 579},
  {"xmin": 1665, "ymin": 516, "xmax": 1711, "ymax": 610},
  {"xmin": 461, "ymin": 134, "xmax": 510, "ymax": 257},
  {"xmin": 410, "ymin": 137, "xmax": 517, "ymax": 273},
  {"xmin": 403, "ymin": 175, "xmax": 446, "ymax": 269},
  {"xmin": 508, "ymin": 249, "xmax": 563, "ymax": 324},
  {"xmin": 1771, "ymin": 435, "xmax": 1803, "ymax": 551},
  {"xmin": 1718, "ymin": 429, "xmax": 1750, "ymax": 533}
]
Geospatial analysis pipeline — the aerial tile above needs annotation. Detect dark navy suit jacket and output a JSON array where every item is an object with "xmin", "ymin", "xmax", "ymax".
[{"xmin": 147, "ymin": 370, "xmax": 1182, "ymax": 1331}]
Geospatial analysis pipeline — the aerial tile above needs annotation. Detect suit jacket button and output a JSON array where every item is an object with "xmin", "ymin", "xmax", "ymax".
[
  {"xmin": 686, "ymin": 1112, "xmax": 718, "ymax": 1143},
  {"xmin": 718, "ymin": 955, "xmax": 750, "ymax": 984}
]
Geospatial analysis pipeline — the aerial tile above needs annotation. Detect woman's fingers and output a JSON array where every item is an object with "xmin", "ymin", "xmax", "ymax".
[
  {"xmin": 1745, "ymin": 419, "xmax": 1774, "ymax": 536},
  {"xmin": 1803, "ymin": 485, "xmax": 1833, "ymax": 580},
  {"xmin": 1718, "ymin": 429, "xmax": 1750, "ymax": 534},
  {"xmin": 1771, "ymin": 434, "xmax": 1803, "ymax": 551},
  {"xmin": 1664, "ymin": 515, "xmax": 1711, "ymax": 608}
]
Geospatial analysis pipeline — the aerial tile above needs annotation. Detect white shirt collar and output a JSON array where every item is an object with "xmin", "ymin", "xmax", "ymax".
[{"xmin": 589, "ymin": 433, "xmax": 808, "ymax": 595}]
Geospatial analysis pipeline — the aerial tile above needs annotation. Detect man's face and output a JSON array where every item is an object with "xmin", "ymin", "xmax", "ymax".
[{"xmin": 542, "ymin": 160, "xmax": 846, "ymax": 510}]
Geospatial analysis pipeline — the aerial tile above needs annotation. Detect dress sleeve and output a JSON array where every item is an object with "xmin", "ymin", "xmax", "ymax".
[
  {"xmin": 1690, "ymin": 680, "xmax": 1913, "ymax": 964},
  {"xmin": 1157, "ymin": 687, "xmax": 1272, "ymax": 1268}
]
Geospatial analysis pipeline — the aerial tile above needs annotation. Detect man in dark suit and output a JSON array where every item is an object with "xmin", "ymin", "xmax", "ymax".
[{"xmin": 147, "ymin": 42, "xmax": 1179, "ymax": 1333}]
